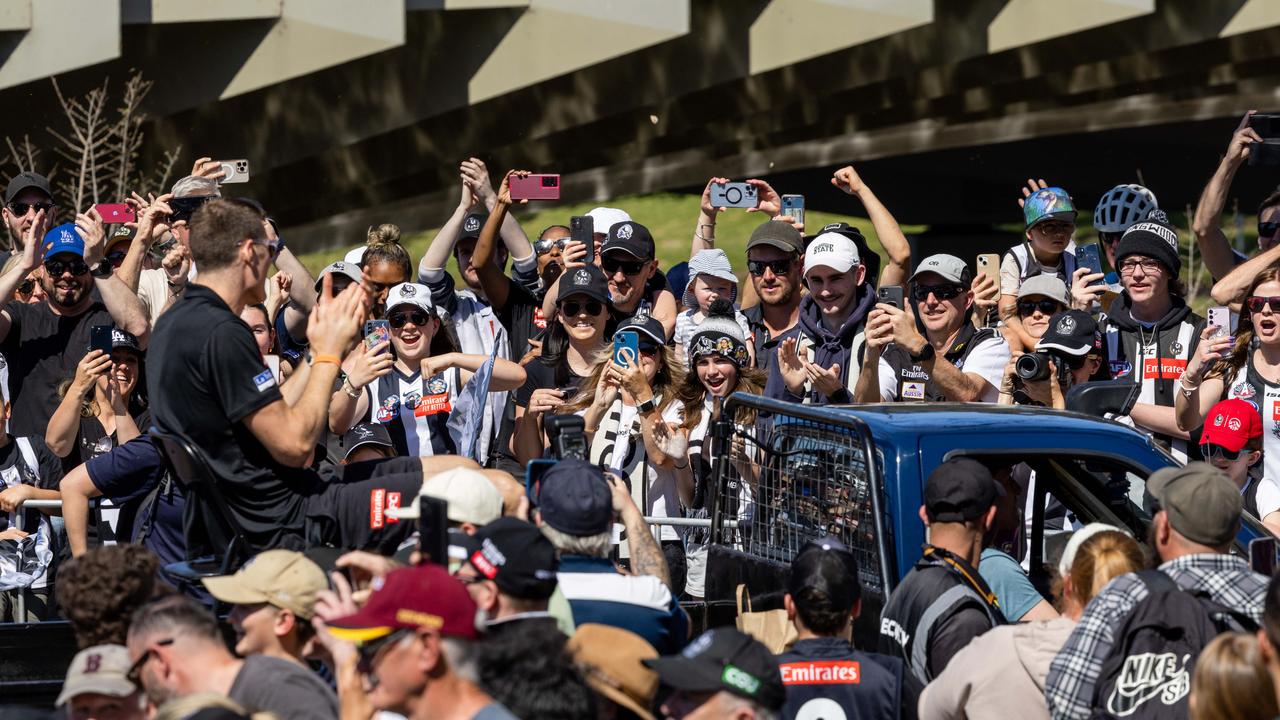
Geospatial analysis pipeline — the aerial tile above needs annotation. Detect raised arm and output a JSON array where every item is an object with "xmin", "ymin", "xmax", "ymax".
[
  {"xmin": 833, "ymin": 165, "xmax": 911, "ymax": 287},
  {"xmin": 1211, "ymin": 242, "xmax": 1280, "ymax": 309},
  {"xmin": 472, "ymin": 171, "xmax": 527, "ymax": 311},
  {"xmin": 46, "ymin": 353, "xmax": 109, "ymax": 457},
  {"xmin": 691, "ymin": 177, "xmax": 730, "ymax": 255},
  {"xmin": 418, "ymin": 172, "xmax": 476, "ymax": 280},
  {"xmin": 0, "ymin": 209, "xmax": 45, "ymax": 342},
  {"xmin": 1175, "ymin": 327, "xmax": 1233, "ymax": 431},
  {"xmin": 607, "ymin": 473, "xmax": 671, "ymax": 587},
  {"xmin": 78, "ymin": 209, "xmax": 150, "ymax": 342},
  {"xmin": 1194, "ymin": 112, "xmax": 1262, "ymax": 282},
  {"xmin": 427, "ymin": 352, "xmax": 527, "ymax": 392},
  {"xmin": 118, "ymin": 192, "xmax": 173, "ymax": 292}
]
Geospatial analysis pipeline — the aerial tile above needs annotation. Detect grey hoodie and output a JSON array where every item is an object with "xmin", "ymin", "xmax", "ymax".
[{"xmin": 918, "ymin": 617, "xmax": 1076, "ymax": 720}]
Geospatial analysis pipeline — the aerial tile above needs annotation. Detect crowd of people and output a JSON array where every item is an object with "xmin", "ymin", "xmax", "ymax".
[{"xmin": 1, "ymin": 108, "xmax": 1280, "ymax": 719}]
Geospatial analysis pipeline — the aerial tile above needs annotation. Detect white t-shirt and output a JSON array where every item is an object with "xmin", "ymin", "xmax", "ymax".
[
  {"xmin": 874, "ymin": 332, "xmax": 1010, "ymax": 402},
  {"xmin": 999, "ymin": 251, "xmax": 1062, "ymax": 296}
]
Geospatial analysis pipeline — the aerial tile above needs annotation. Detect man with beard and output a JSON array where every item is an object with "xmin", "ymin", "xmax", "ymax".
[
  {"xmin": 0, "ymin": 211, "xmax": 150, "ymax": 436},
  {"xmin": 743, "ymin": 220, "xmax": 804, "ymax": 377},
  {"xmin": 0, "ymin": 172, "xmax": 55, "ymax": 265}
]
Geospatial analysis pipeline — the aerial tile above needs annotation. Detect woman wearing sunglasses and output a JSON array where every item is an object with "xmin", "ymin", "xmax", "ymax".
[
  {"xmin": 1178, "ymin": 268, "xmax": 1280, "ymax": 535},
  {"xmin": 671, "ymin": 299, "xmax": 764, "ymax": 599},
  {"xmin": 511, "ymin": 265, "xmax": 613, "ymax": 465},
  {"xmin": 329, "ymin": 282, "xmax": 526, "ymax": 458},
  {"xmin": 1014, "ymin": 275, "xmax": 1070, "ymax": 342},
  {"xmin": 46, "ymin": 329, "xmax": 148, "ymax": 475},
  {"xmin": 558, "ymin": 312, "xmax": 688, "ymax": 592}
]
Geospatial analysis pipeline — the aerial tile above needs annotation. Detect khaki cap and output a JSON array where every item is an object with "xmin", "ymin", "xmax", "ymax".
[
  {"xmin": 202, "ymin": 549, "xmax": 328, "ymax": 620},
  {"xmin": 1147, "ymin": 462, "xmax": 1242, "ymax": 547},
  {"xmin": 57, "ymin": 644, "xmax": 137, "ymax": 706},
  {"xmin": 568, "ymin": 624, "xmax": 659, "ymax": 720}
]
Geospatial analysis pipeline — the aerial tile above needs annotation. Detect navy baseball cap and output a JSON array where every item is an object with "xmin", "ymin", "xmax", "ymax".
[
  {"xmin": 537, "ymin": 459, "xmax": 612, "ymax": 536},
  {"xmin": 43, "ymin": 223, "xmax": 84, "ymax": 260}
]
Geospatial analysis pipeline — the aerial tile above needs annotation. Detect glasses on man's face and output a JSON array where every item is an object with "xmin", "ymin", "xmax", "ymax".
[
  {"xmin": 356, "ymin": 629, "xmax": 413, "ymax": 674},
  {"xmin": 253, "ymin": 238, "xmax": 281, "ymax": 260},
  {"xmin": 1203, "ymin": 443, "xmax": 1244, "ymax": 462},
  {"xmin": 126, "ymin": 638, "xmax": 175, "ymax": 686},
  {"xmin": 106, "ymin": 250, "xmax": 128, "ymax": 268},
  {"xmin": 1018, "ymin": 299, "xmax": 1062, "ymax": 316},
  {"xmin": 1259, "ymin": 221, "xmax": 1279, "ymax": 239},
  {"xmin": 1118, "ymin": 258, "xmax": 1162, "ymax": 276},
  {"xmin": 534, "ymin": 237, "xmax": 569, "ymax": 255},
  {"xmin": 7, "ymin": 201, "xmax": 54, "ymax": 217},
  {"xmin": 911, "ymin": 283, "xmax": 965, "ymax": 302},
  {"xmin": 1246, "ymin": 296, "xmax": 1280, "ymax": 314},
  {"xmin": 389, "ymin": 310, "xmax": 430, "ymax": 329},
  {"xmin": 560, "ymin": 300, "xmax": 604, "ymax": 317},
  {"xmin": 16, "ymin": 278, "xmax": 33, "ymax": 297},
  {"xmin": 44, "ymin": 258, "xmax": 89, "ymax": 277},
  {"xmin": 747, "ymin": 258, "xmax": 793, "ymax": 277},
  {"xmin": 1036, "ymin": 222, "xmax": 1075, "ymax": 236},
  {"xmin": 601, "ymin": 257, "xmax": 645, "ymax": 277},
  {"xmin": 169, "ymin": 196, "xmax": 212, "ymax": 224}
]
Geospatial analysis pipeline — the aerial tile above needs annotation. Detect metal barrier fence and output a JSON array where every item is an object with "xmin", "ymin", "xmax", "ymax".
[{"xmin": 11, "ymin": 499, "xmax": 62, "ymax": 621}]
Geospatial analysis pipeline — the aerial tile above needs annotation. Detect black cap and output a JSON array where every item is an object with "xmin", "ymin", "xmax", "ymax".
[
  {"xmin": 1036, "ymin": 309, "xmax": 1101, "ymax": 358},
  {"xmin": 924, "ymin": 457, "xmax": 1000, "ymax": 523},
  {"xmin": 806, "ymin": 222, "xmax": 880, "ymax": 284},
  {"xmin": 5, "ymin": 171, "xmax": 52, "ymax": 204},
  {"xmin": 341, "ymin": 423, "xmax": 395, "ymax": 460},
  {"xmin": 745, "ymin": 220, "xmax": 803, "ymax": 255},
  {"xmin": 537, "ymin": 459, "xmax": 613, "ymax": 536},
  {"xmin": 617, "ymin": 309, "xmax": 667, "ymax": 346},
  {"xmin": 600, "ymin": 221, "xmax": 655, "ymax": 261},
  {"xmin": 460, "ymin": 212, "xmax": 487, "ymax": 240},
  {"xmin": 788, "ymin": 536, "xmax": 861, "ymax": 612},
  {"xmin": 109, "ymin": 328, "xmax": 143, "ymax": 356},
  {"xmin": 556, "ymin": 265, "xmax": 611, "ymax": 305},
  {"xmin": 644, "ymin": 629, "xmax": 785, "ymax": 711},
  {"xmin": 467, "ymin": 518, "xmax": 559, "ymax": 600}
]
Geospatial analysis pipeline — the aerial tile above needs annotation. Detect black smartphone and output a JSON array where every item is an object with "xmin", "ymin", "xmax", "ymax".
[
  {"xmin": 90, "ymin": 325, "xmax": 113, "ymax": 355},
  {"xmin": 1076, "ymin": 242, "xmax": 1105, "ymax": 287},
  {"xmin": 570, "ymin": 215, "xmax": 594, "ymax": 265},
  {"xmin": 1250, "ymin": 537, "xmax": 1279, "ymax": 576},
  {"xmin": 877, "ymin": 285, "xmax": 904, "ymax": 310},
  {"xmin": 417, "ymin": 495, "xmax": 450, "ymax": 567},
  {"xmin": 1249, "ymin": 113, "xmax": 1280, "ymax": 139}
]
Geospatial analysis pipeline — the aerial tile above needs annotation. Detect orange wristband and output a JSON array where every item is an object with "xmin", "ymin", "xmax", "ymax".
[{"xmin": 313, "ymin": 354, "xmax": 342, "ymax": 367}]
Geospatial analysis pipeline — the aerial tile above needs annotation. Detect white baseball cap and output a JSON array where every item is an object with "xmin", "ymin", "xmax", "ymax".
[
  {"xmin": 387, "ymin": 467, "xmax": 503, "ymax": 526},
  {"xmin": 385, "ymin": 282, "xmax": 435, "ymax": 314},
  {"xmin": 803, "ymin": 232, "xmax": 861, "ymax": 275},
  {"xmin": 586, "ymin": 207, "xmax": 632, "ymax": 236},
  {"xmin": 343, "ymin": 245, "xmax": 367, "ymax": 265}
]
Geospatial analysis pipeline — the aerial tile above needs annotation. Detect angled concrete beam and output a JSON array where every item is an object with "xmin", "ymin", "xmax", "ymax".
[
  {"xmin": 1220, "ymin": 0, "xmax": 1280, "ymax": 37},
  {"xmin": 749, "ymin": 0, "xmax": 933, "ymax": 76},
  {"xmin": 988, "ymin": 0, "xmax": 1154, "ymax": 53},
  {"xmin": 0, "ymin": 0, "xmax": 118, "ymax": 90},
  {"xmin": 407, "ymin": 0, "xmax": 529, "ymax": 8},
  {"xmin": 121, "ymin": 0, "xmax": 282, "ymax": 25},
  {"xmin": 0, "ymin": 0, "xmax": 30, "ymax": 32},
  {"xmin": 219, "ymin": 0, "xmax": 404, "ymax": 99},
  {"xmin": 467, "ymin": 0, "xmax": 688, "ymax": 104}
]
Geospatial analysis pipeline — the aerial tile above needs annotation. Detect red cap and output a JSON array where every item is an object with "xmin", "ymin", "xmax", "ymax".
[
  {"xmin": 325, "ymin": 564, "xmax": 479, "ymax": 643},
  {"xmin": 1200, "ymin": 398, "xmax": 1262, "ymax": 453}
]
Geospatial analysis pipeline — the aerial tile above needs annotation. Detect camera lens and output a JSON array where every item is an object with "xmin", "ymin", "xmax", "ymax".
[{"xmin": 1015, "ymin": 352, "xmax": 1052, "ymax": 381}]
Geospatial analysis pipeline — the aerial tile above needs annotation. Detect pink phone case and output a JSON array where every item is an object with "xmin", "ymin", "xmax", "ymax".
[{"xmin": 509, "ymin": 174, "xmax": 561, "ymax": 200}]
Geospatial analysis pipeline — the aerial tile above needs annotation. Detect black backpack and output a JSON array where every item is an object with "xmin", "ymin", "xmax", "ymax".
[{"xmin": 1090, "ymin": 570, "xmax": 1257, "ymax": 719}]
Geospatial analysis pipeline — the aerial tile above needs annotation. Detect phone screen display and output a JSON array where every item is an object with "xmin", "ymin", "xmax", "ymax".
[{"xmin": 364, "ymin": 320, "xmax": 391, "ymax": 352}]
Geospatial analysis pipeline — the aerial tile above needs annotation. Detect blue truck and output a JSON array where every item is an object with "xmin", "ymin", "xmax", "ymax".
[{"xmin": 703, "ymin": 393, "xmax": 1271, "ymax": 649}]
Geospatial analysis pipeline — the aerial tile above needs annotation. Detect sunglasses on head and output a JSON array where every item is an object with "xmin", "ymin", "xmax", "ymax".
[
  {"xmin": 560, "ymin": 299, "xmax": 604, "ymax": 317},
  {"xmin": 911, "ymin": 283, "xmax": 965, "ymax": 302},
  {"xmin": 1203, "ymin": 443, "xmax": 1244, "ymax": 462},
  {"xmin": 1018, "ymin": 299, "xmax": 1062, "ymax": 316},
  {"xmin": 534, "ymin": 237, "xmax": 569, "ymax": 255},
  {"xmin": 747, "ymin": 258, "xmax": 794, "ymax": 276},
  {"xmin": 1246, "ymin": 296, "xmax": 1280, "ymax": 314},
  {"xmin": 389, "ymin": 310, "xmax": 431, "ymax": 329},
  {"xmin": 601, "ymin": 257, "xmax": 646, "ymax": 276},
  {"xmin": 1259, "ymin": 221, "xmax": 1279, "ymax": 238},
  {"xmin": 44, "ymin": 258, "xmax": 89, "ymax": 276},
  {"xmin": 7, "ymin": 201, "xmax": 54, "ymax": 216}
]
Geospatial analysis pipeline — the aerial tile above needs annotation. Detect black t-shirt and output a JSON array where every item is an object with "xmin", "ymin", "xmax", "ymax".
[
  {"xmin": 497, "ymin": 281, "xmax": 547, "ymax": 362},
  {"xmin": 146, "ymin": 284, "xmax": 315, "ymax": 551},
  {"xmin": 0, "ymin": 435, "xmax": 63, "ymax": 533},
  {"xmin": 514, "ymin": 358, "xmax": 585, "ymax": 407},
  {"xmin": 61, "ymin": 409, "xmax": 152, "ymax": 474},
  {"xmin": 2, "ymin": 298, "xmax": 112, "ymax": 437}
]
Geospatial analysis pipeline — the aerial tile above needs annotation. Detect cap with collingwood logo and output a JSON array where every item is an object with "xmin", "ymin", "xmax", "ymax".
[
  {"xmin": 460, "ymin": 212, "xmax": 487, "ymax": 240},
  {"xmin": 644, "ymin": 628, "xmax": 785, "ymax": 710}
]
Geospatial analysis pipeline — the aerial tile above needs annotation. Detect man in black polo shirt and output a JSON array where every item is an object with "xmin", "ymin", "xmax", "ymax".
[
  {"xmin": 146, "ymin": 199, "xmax": 466, "ymax": 554},
  {"xmin": 0, "ymin": 209, "xmax": 150, "ymax": 436}
]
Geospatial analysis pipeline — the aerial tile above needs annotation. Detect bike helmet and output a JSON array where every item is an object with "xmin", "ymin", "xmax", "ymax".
[{"xmin": 1093, "ymin": 184, "xmax": 1159, "ymax": 234}]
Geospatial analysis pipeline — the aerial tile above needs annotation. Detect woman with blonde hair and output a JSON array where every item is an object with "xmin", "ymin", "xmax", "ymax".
[
  {"xmin": 1190, "ymin": 632, "xmax": 1279, "ymax": 720},
  {"xmin": 153, "ymin": 692, "xmax": 279, "ymax": 720},
  {"xmin": 919, "ymin": 525, "xmax": 1146, "ymax": 720}
]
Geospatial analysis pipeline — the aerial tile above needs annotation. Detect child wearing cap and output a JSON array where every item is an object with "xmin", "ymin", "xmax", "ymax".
[
  {"xmin": 1198, "ymin": 398, "xmax": 1276, "ymax": 533},
  {"xmin": 999, "ymin": 184, "xmax": 1079, "ymax": 352},
  {"xmin": 672, "ymin": 249, "xmax": 754, "ymax": 367}
]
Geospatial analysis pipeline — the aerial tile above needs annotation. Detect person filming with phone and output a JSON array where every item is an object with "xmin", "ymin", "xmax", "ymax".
[{"xmin": 856, "ymin": 254, "xmax": 1010, "ymax": 403}]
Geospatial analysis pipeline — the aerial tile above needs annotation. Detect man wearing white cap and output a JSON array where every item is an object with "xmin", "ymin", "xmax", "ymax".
[
  {"xmin": 767, "ymin": 230, "xmax": 874, "ymax": 405},
  {"xmin": 58, "ymin": 644, "xmax": 147, "ymax": 720},
  {"xmin": 858, "ymin": 253, "xmax": 1011, "ymax": 403}
]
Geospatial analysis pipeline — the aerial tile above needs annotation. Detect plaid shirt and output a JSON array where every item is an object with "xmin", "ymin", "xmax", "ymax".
[{"xmin": 1043, "ymin": 553, "xmax": 1267, "ymax": 720}]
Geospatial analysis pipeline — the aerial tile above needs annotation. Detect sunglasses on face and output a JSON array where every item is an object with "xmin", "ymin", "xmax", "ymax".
[
  {"xmin": 356, "ymin": 629, "xmax": 413, "ymax": 674},
  {"xmin": 1247, "ymin": 296, "xmax": 1280, "ymax": 314},
  {"xmin": 1036, "ymin": 222, "xmax": 1075, "ymax": 236},
  {"xmin": 1018, "ymin": 299, "xmax": 1062, "ymax": 316},
  {"xmin": 560, "ymin": 300, "xmax": 604, "ymax": 317},
  {"xmin": 168, "ymin": 196, "xmax": 214, "ymax": 223},
  {"xmin": 106, "ymin": 250, "xmax": 128, "ymax": 268},
  {"xmin": 7, "ymin": 201, "xmax": 54, "ymax": 216},
  {"xmin": 534, "ymin": 237, "xmax": 569, "ymax": 255},
  {"xmin": 638, "ymin": 342, "xmax": 660, "ymax": 356},
  {"xmin": 1203, "ymin": 443, "xmax": 1244, "ymax": 462},
  {"xmin": 601, "ymin": 257, "xmax": 646, "ymax": 276},
  {"xmin": 16, "ymin": 278, "xmax": 33, "ymax": 296},
  {"xmin": 126, "ymin": 638, "xmax": 175, "ymax": 685},
  {"xmin": 911, "ymin": 283, "xmax": 965, "ymax": 302},
  {"xmin": 747, "ymin": 258, "xmax": 794, "ymax": 276},
  {"xmin": 1259, "ymin": 221, "xmax": 1279, "ymax": 238},
  {"xmin": 44, "ymin": 258, "xmax": 89, "ymax": 276},
  {"xmin": 389, "ymin": 310, "xmax": 431, "ymax": 329},
  {"xmin": 253, "ymin": 238, "xmax": 281, "ymax": 260}
]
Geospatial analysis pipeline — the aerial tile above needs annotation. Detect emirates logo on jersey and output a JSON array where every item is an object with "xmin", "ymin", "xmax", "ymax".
[{"xmin": 780, "ymin": 660, "xmax": 861, "ymax": 685}]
